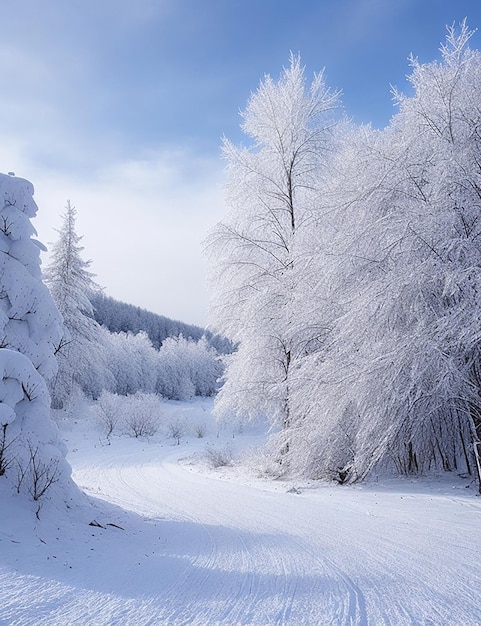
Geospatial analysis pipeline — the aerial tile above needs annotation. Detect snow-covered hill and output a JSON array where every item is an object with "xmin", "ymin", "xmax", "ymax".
[{"xmin": 1, "ymin": 398, "xmax": 480, "ymax": 625}]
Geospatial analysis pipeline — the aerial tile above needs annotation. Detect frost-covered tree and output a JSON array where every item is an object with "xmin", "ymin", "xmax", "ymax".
[
  {"xmin": 186, "ymin": 336, "xmax": 223, "ymax": 397},
  {"xmin": 156, "ymin": 335, "xmax": 220, "ymax": 401},
  {"xmin": 206, "ymin": 54, "xmax": 340, "ymax": 430},
  {"xmin": 102, "ymin": 328, "xmax": 158, "ymax": 396},
  {"xmin": 0, "ymin": 173, "xmax": 71, "ymax": 501},
  {"xmin": 353, "ymin": 21, "xmax": 481, "ymax": 487},
  {"xmin": 45, "ymin": 202, "xmax": 110, "ymax": 406},
  {"xmin": 283, "ymin": 22, "xmax": 481, "ymax": 489},
  {"xmin": 99, "ymin": 328, "xmax": 220, "ymax": 401}
]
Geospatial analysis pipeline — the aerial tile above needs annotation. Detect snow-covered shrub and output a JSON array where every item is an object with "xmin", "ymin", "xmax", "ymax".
[
  {"xmin": 166, "ymin": 416, "xmax": 187, "ymax": 445},
  {"xmin": 95, "ymin": 390, "xmax": 123, "ymax": 439},
  {"xmin": 94, "ymin": 391, "xmax": 163, "ymax": 440},
  {"xmin": 194, "ymin": 422, "xmax": 207, "ymax": 438},
  {"xmin": 123, "ymin": 392, "xmax": 161, "ymax": 439},
  {"xmin": 205, "ymin": 444, "xmax": 234, "ymax": 468},
  {"xmin": 243, "ymin": 436, "xmax": 288, "ymax": 479}
]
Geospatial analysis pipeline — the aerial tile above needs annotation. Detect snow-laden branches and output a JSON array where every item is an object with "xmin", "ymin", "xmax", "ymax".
[
  {"xmin": 207, "ymin": 24, "xmax": 481, "ymax": 490},
  {"xmin": 206, "ymin": 55, "xmax": 342, "ymax": 432}
]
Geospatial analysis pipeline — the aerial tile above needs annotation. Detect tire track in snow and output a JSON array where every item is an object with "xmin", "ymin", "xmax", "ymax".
[
  {"xmin": 155, "ymin": 455, "xmax": 319, "ymax": 624},
  {"xmin": 76, "ymin": 449, "xmax": 269, "ymax": 625},
  {"xmin": 77, "ymin": 446, "xmax": 366, "ymax": 625},
  {"xmin": 114, "ymin": 453, "xmax": 268, "ymax": 626},
  {"xmin": 71, "ymin": 439, "xmax": 481, "ymax": 625},
  {"xmin": 137, "ymin": 452, "xmax": 369, "ymax": 625}
]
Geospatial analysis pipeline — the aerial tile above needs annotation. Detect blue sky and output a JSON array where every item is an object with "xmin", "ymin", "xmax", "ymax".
[{"xmin": 2, "ymin": 0, "xmax": 481, "ymax": 326}]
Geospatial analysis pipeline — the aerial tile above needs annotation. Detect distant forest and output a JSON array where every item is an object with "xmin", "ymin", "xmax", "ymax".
[{"xmin": 91, "ymin": 292, "xmax": 233, "ymax": 354}]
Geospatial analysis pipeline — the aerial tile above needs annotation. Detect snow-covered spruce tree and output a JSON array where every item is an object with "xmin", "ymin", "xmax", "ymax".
[
  {"xmin": 45, "ymin": 201, "xmax": 111, "ymax": 407},
  {"xmin": 0, "ymin": 173, "xmax": 71, "ymax": 501},
  {"xmin": 206, "ymin": 54, "xmax": 340, "ymax": 434},
  {"xmin": 286, "ymin": 22, "xmax": 481, "ymax": 489}
]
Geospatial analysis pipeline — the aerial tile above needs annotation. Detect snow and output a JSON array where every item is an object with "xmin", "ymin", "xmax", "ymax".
[{"xmin": 1, "ymin": 398, "xmax": 481, "ymax": 625}]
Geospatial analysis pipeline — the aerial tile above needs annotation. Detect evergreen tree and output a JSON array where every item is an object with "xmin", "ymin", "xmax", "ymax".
[
  {"xmin": 0, "ymin": 175, "xmax": 62, "ymax": 377},
  {"xmin": 0, "ymin": 173, "xmax": 71, "ymax": 500},
  {"xmin": 45, "ymin": 201, "xmax": 109, "ymax": 406}
]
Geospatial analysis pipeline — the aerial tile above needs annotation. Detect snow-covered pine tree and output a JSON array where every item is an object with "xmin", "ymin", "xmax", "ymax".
[
  {"xmin": 0, "ymin": 173, "xmax": 71, "ymax": 502},
  {"xmin": 45, "ymin": 201, "xmax": 111, "ymax": 407},
  {"xmin": 0, "ymin": 175, "xmax": 61, "ymax": 377}
]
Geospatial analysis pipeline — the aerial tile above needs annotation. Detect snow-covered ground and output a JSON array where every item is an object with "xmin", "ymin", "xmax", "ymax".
[{"xmin": 1, "ymin": 397, "xmax": 481, "ymax": 625}]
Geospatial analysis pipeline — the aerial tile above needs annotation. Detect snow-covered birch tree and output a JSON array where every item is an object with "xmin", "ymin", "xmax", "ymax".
[
  {"xmin": 206, "ymin": 54, "xmax": 340, "ymax": 431},
  {"xmin": 284, "ymin": 22, "xmax": 481, "ymax": 490},
  {"xmin": 369, "ymin": 20, "xmax": 481, "ymax": 489}
]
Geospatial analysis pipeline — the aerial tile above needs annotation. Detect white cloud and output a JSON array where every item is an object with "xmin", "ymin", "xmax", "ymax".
[
  {"xmin": 1, "ymin": 139, "xmax": 226, "ymax": 327},
  {"xmin": 0, "ymin": 1, "xmax": 228, "ymax": 328}
]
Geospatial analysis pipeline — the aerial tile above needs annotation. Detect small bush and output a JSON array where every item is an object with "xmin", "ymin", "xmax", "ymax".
[
  {"xmin": 205, "ymin": 445, "xmax": 233, "ymax": 469},
  {"xmin": 194, "ymin": 422, "xmax": 207, "ymax": 438},
  {"xmin": 27, "ymin": 445, "xmax": 60, "ymax": 501},
  {"xmin": 166, "ymin": 417, "xmax": 186, "ymax": 445},
  {"xmin": 96, "ymin": 391, "xmax": 123, "ymax": 439},
  {"xmin": 15, "ymin": 441, "xmax": 60, "ymax": 502},
  {"xmin": 0, "ymin": 423, "xmax": 15, "ymax": 476},
  {"xmin": 124, "ymin": 392, "xmax": 161, "ymax": 439},
  {"xmin": 126, "ymin": 411, "xmax": 159, "ymax": 439},
  {"xmin": 244, "ymin": 443, "xmax": 286, "ymax": 479}
]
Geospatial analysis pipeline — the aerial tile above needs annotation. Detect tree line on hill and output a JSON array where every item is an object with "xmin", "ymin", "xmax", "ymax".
[
  {"xmin": 90, "ymin": 292, "xmax": 232, "ymax": 354},
  {"xmin": 45, "ymin": 201, "xmax": 224, "ymax": 408}
]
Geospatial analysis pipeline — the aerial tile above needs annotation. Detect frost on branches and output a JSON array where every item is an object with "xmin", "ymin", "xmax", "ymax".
[
  {"xmin": 294, "ymin": 21, "xmax": 481, "ymax": 488},
  {"xmin": 208, "ymin": 23, "xmax": 481, "ymax": 490},
  {"xmin": 206, "ymin": 54, "xmax": 341, "ymax": 431},
  {"xmin": 0, "ymin": 173, "xmax": 72, "ymax": 505}
]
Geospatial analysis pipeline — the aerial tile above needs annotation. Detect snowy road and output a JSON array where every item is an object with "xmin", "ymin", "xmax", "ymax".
[
  {"xmin": 71, "ymin": 426, "xmax": 481, "ymax": 625},
  {"xmin": 2, "ymin": 402, "xmax": 481, "ymax": 625}
]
